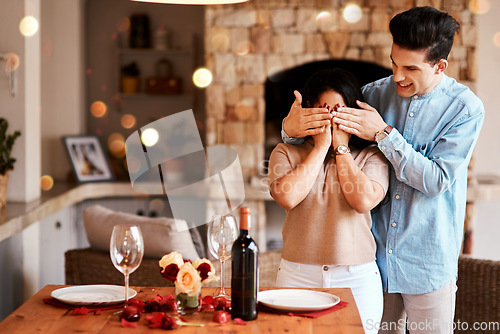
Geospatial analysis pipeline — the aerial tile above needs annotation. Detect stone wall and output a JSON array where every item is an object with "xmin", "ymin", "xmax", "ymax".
[
  {"xmin": 205, "ymin": 0, "xmax": 477, "ymax": 180},
  {"xmin": 203, "ymin": 0, "xmax": 478, "ymax": 249}
]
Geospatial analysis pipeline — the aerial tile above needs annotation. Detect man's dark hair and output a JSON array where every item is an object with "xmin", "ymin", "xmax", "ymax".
[
  {"xmin": 389, "ymin": 6, "xmax": 460, "ymax": 64},
  {"xmin": 303, "ymin": 68, "xmax": 371, "ymax": 149}
]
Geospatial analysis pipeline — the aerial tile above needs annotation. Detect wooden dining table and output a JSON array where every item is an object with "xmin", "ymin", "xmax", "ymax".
[{"xmin": 0, "ymin": 285, "xmax": 364, "ymax": 333}]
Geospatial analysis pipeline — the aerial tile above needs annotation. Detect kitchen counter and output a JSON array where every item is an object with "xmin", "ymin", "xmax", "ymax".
[{"xmin": 0, "ymin": 180, "xmax": 272, "ymax": 244}]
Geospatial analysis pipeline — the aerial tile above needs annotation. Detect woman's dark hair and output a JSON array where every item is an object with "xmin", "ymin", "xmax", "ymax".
[
  {"xmin": 389, "ymin": 6, "xmax": 460, "ymax": 65},
  {"xmin": 302, "ymin": 68, "xmax": 372, "ymax": 150}
]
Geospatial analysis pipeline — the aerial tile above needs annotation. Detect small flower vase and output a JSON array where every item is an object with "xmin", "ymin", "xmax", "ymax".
[{"xmin": 175, "ymin": 287, "xmax": 201, "ymax": 315}]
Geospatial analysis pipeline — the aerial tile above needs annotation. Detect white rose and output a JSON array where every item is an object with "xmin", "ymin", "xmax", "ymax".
[
  {"xmin": 192, "ymin": 258, "xmax": 218, "ymax": 283},
  {"xmin": 159, "ymin": 251, "xmax": 184, "ymax": 273}
]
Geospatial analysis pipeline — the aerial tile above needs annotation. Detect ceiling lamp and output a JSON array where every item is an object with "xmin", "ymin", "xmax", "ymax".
[{"xmin": 131, "ymin": 0, "xmax": 248, "ymax": 4}]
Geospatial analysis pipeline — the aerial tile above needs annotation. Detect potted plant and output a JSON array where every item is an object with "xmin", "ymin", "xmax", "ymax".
[{"xmin": 0, "ymin": 118, "xmax": 21, "ymax": 207}]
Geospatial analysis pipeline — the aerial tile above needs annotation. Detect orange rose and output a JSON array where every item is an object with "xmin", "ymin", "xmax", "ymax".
[{"xmin": 175, "ymin": 262, "xmax": 202, "ymax": 296}]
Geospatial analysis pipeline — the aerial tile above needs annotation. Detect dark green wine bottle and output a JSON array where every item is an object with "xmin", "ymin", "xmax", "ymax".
[{"xmin": 231, "ymin": 206, "xmax": 259, "ymax": 320}]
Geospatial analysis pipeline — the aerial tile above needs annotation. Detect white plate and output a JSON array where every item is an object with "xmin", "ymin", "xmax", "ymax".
[
  {"xmin": 51, "ymin": 285, "xmax": 137, "ymax": 306},
  {"xmin": 258, "ymin": 289, "xmax": 340, "ymax": 312}
]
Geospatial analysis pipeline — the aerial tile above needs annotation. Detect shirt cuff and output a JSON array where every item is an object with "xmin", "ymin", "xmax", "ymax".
[{"xmin": 281, "ymin": 119, "xmax": 305, "ymax": 144}]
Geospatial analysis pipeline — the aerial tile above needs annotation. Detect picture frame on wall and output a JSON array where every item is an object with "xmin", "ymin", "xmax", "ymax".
[{"xmin": 62, "ymin": 135, "xmax": 114, "ymax": 183}]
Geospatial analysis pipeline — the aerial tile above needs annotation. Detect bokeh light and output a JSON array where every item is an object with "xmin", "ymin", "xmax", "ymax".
[
  {"xmin": 90, "ymin": 101, "xmax": 107, "ymax": 118},
  {"xmin": 41, "ymin": 38, "xmax": 54, "ymax": 59},
  {"xmin": 40, "ymin": 175, "xmax": 54, "ymax": 191},
  {"xmin": 469, "ymin": 0, "xmax": 491, "ymax": 14},
  {"xmin": 211, "ymin": 32, "xmax": 230, "ymax": 51},
  {"xmin": 193, "ymin": 68, "xmax": 213, "ymax": 88},
  {"xmin": 108, "ymin": 133, "xmax": 126, "ymax": 158},
  {"xmin": 315, "ymin": 11, "xmax": 335, "ymax": 30},
  {"xmin": 494, "ymin": 32, "xmax": 500, "ymax": 48},
  {"xmin": 316, "ymin": 11, "xmax": 332, "ymax": 21},
  {"xmin": 343, "ymin": 3, "xmax": 362, "ymax": 24},
  {"xmin": 2, "ymin": 53, "xmax": 20, "ymax": 72},
  {"xmin": 235, "ymin": 40, "xmax": 254, "ymax": 56},
  {"xmin": 141, "ymin": 128, "xmax": 159, "ymax": 147},
  {"xmin": 19, "ymin": 16, "xmax": 39, "ymax": 37},
  {"xmin": 149, "ymin": 198, "xmax": 165, "ymax": 214},
  {"xmin": 117, "ymin": 17, "xmax": 130, "ymax": 32},
  {"xmin": 121, "ymin": 114, "xmax": 137, "ymax": 129},
  {"xmin": 127, "ymin": 156, "xmax": 141, "ymax": 174}
]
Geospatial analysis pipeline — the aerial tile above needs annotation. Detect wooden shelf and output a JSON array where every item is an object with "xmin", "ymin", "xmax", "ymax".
[
  {"xmin": 118, "ymin": 93, "xmax": 193, "ymax": 100},
  {"xmin": 117, "ymin": 48, "xmax": 191, "ymax": 56}
]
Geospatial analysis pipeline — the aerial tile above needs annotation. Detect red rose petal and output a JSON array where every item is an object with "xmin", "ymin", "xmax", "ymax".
[
  {"xmin": 213, "ymin": 310, "xmax": 229, "ymax": 324},
  {"xmin": 234, "ymin": 318, "xmax": 247, "ymax": 325},
  {"xmin": 72, "ymin": 307, "xmax": 90, "ymax": 315},
  {"xmin": 121, "ymin": 318, "xmax": 138, "ymax": 328}
]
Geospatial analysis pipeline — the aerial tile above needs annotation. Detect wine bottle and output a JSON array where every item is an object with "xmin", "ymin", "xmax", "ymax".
[{"xmin": 231, "ymin": 206, "xmax": 259, "ymax": 320}]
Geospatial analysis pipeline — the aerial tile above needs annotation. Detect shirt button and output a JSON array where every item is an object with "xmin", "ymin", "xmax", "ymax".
[
  {"xmin": 409, "ymin": 113, "xmax": 414, "ymax": 117},
  {"xmin": 323, "ymin": 266, "xmax": 328, "ymax": 271},
  {"xmin": 381, "ymin": 146, "xmax": 386, "ymax": 150},
  {"xmin": 388, "ymin": 249, "xmax": 393, "ymax": 254},
  {"xmin": 395, "ymin": 195, "xmax": 400, "ymax": 199},
  {"xmin": 392, "ymin": 222, "xmax": 397, "ymax": 227},
  {"xmin": 413, "ymin": 95, "xmax": 418, "ymax": 100}
]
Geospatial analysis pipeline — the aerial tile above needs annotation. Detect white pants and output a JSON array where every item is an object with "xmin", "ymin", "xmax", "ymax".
[
  {"xmin": 380, "ymin": 279, "xmax": 457, "ymax": 334},
  {"xmin": 276, "ymin": 258, "xmax": 383, "ymax": 334}
]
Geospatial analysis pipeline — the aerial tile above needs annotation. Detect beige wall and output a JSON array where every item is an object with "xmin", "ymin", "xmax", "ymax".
[
  {"xmin": 0, "ymin": 0, "xmax": 41, "ymax": 203},
  {"xmin": 472, "ymin": 0, "xmax": 500, "ymax": 261},
  {"xmin": 41, "ymin": 0, "xmax": 86, "ymax": 181}
]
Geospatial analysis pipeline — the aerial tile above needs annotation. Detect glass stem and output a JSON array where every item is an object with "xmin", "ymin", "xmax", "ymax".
[
  {"xmin": 124, "ymin": 273, "xmax": 130, "ymax": 305},
  {"xmin": 220, "ymin": 259, "xmax": 226, "ymax": 296}
]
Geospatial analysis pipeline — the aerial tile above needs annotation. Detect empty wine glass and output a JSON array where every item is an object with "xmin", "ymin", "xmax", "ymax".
[
  {"xmin": 207, "ymin": 214, "xmax": 238, "ymax": 299},
  {"xmin": 110, "ymin": 224, "xmax": 144, "ymax": 306}
]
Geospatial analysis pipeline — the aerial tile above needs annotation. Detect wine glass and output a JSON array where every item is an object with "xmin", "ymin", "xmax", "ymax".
[
  {"xmin": 110, "ymin": 224, "xmax": 144, "ymax": 306},
  {"xmin": 207, "ymin": 214, "xmax": 238, "ymax": 299}
]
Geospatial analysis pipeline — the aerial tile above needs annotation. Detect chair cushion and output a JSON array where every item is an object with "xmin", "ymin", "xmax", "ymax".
[{"xmin": 83, "ymin": 204, "xmax": 200, "ymax": 260}]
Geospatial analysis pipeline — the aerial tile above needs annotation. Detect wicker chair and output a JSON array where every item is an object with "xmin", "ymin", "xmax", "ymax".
[
  {"xmin": 454, "ymin": 257, "xmax": 500, "ymax": 334},
  {"xmin": 65, "ymin": 247, "xmax": 282, "ymax": 288}
]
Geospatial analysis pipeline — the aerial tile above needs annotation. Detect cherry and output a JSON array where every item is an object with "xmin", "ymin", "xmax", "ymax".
[
  {"xmin": 121, "ymin": 305, "xmax": 141, "ymax": 322},
  {"xmin": 213, "ymin": 297, "xmax": 227, "ymax": 311}
]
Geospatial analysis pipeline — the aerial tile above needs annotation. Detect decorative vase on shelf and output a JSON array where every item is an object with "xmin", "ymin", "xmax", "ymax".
[{"xmin": 0, "ymin": 172, "xmax": 9, "ymax": 208}]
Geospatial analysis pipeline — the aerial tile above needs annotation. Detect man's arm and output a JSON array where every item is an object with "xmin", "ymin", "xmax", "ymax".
[
  {"xmin": 380, "ymin": 111, "xmax": 483, "ymax": 197},
  {"xmin": 333, "ymin": 100, "xmax": 484, "ymax": 197},
  {"xmin": 281, "ymin": 90, "xmax": 332, "ymax": 143}
]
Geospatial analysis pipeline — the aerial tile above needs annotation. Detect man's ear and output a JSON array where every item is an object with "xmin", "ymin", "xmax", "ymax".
[{"xmin": 435, "ymin": 59, "xmax": 448, "ymax": 74}]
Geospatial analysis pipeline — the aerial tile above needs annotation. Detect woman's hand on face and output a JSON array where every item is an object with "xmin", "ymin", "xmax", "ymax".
[
  {"xmin": 332, "ymin": 121, "xmax": 350, "ymax": 148},
  {"xmin": 312, "ymin": 122, "xmax": 332, "ymax": 150}
]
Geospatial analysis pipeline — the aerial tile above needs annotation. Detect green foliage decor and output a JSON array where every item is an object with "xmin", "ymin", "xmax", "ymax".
[{"xmin": 0, "ymin": 118, "xmax": 21, "ymax": 175}]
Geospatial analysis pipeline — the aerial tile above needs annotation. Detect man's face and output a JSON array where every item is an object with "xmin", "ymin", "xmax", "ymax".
[{"xmin": 390, "ymin": 43, "xmax": 446, "ymax": 97}]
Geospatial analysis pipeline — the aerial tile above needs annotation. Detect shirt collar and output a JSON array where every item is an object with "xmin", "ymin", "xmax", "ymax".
[{"xmin": 395, "ymin": 74, "xmax": 449, "ymax": 101}]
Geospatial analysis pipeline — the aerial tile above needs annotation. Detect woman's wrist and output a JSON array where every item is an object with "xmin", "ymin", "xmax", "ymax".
[{"xmin": 312, "ymin": 142, "xmax": 330, "ymax": 155}]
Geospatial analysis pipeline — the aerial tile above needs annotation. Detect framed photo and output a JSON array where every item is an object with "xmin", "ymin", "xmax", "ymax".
[{"xmin": 62, "ymin": 135, "xmax": 114, "ymax": 183}]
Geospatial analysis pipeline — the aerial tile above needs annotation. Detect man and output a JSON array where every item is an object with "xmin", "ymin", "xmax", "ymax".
[{"xmin": 281, "ymin": 7, "xmax": 484, "ymax": 334}]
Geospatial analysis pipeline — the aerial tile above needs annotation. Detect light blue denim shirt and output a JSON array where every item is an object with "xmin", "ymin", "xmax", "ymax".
[{"xmin": 281, "ymin": 74, "xmax": 484, "ymax": 294}]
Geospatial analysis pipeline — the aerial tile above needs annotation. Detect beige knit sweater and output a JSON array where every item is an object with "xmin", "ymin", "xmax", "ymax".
[{"xmin": 268, "ymin": 139, "xmax": 389, "ymax": 265}]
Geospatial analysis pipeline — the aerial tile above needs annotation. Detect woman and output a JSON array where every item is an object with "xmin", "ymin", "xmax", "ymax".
[{"xmin": 268, "ymin": 68, "xmax": 389, "ymax": 333}]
